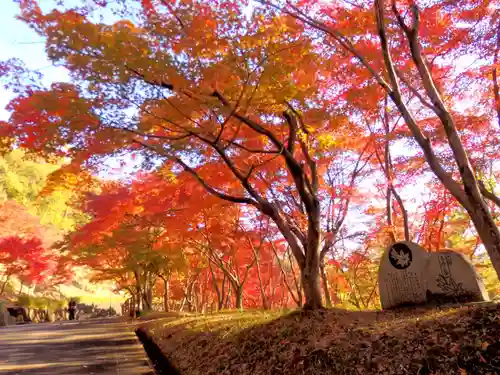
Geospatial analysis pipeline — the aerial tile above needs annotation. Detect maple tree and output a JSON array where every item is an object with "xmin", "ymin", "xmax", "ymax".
[
  {"xmin": 65, "ymin": 176, "xmax": 180, "ymax": 311},
  {"xmin": 0, "ymin": 236, "xmax": 49, "ymax": 295},
  {"xmin": 0, "ymin": 201, "xmax": 50, "ymax": 295},
  {"xmin": 259, "ymin": 0, "xmax": 500, "ymax": 281},
  {"xmin": 65, "ymin": 172, "xmax": 300, "ymax": 311},
  {"xmin": 0, "ymin": 0, "xmax": 377, "ymax": 309},
  {"xmin": 1, "ymin": 0, "xmax": 499, "ymax": 311}
]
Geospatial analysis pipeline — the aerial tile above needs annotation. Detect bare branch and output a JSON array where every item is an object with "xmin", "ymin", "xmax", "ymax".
[
  {"xmin": 228, "ymin": 140, "xmax": 281, "ymax": 154},
  {"xmin": 283, "ymin": 111, "xmax": 297, "ymax": 154},
  {"xmin": 479, "ymin": 180, "xmax": 500, "ymax": 209},
  {"xmin": 375, "ymin": 0, "xmax": 471, "ymax": 210},
  {"xmin": 159, "ymin": 0, "xmax": 186, "ymax": 30},
  {"xmin": 394, "ymin": 67, "xmax": 437, "ymax": 111},
  {"xmin": 125, "ymin": 65, "xmax": 174, "ymax": 90},
  {"xmin": 134, "ymin": 139, "xmax": 257, "ymax": 205}
]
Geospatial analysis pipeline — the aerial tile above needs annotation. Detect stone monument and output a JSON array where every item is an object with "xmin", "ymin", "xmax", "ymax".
[
  {"xmin": 425, "ymin": 251, "xmax": 489, "ymax": 303},
  {"xmin": 379, "ymin": 241, "xmax": 490, "ymax": 309},
  {"xmin": 379, "ymin": 241, "xmax": 430, "ymax": 309}
]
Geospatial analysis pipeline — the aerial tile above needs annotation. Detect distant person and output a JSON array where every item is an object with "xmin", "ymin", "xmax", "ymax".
[{"xmin": 68, "ymin": 300, "xmax": 76, "ymax": 320}]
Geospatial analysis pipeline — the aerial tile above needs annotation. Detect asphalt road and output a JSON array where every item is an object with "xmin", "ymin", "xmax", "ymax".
[{"xmin": 0, "ymin": 318, "xmax": 154, "ymax": 375}]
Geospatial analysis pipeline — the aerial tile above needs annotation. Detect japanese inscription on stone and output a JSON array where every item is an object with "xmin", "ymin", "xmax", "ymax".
[{"xmin": 379, "ymin": 241, "xmax": 429, "ymax": 309}]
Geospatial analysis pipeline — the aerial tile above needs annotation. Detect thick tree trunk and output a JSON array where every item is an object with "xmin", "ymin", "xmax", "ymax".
[
  {"xmin": 299, "ymin": 198, "xmax": 323, "ymax": 310},
  {"xmin": 234, "ymin": 284, "xmax": 243, "ymax": 310},
  {"xmin": 301, "ymin": 231, "xmax": 323, "ymax": 310},
  {"xmin": 142, "ymin": 287, "xmax": 152, "ymax": 311},
  {"xmin": 301, "ymin": 265, "xmax": 322, "ymax": 309},
  {"xmin": 467, "ymin": 203, "xmax": 500, "ymax": 275},
  {"xmin": 319, "ymin": 261, "xmax": 333, "ymax": 308},
  {"xmin": 374, "ymin": 0, "xmax": 500, "ymax": 279}
]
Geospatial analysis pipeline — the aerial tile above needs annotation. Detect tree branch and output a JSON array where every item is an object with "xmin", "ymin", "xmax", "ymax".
[
  {"xmin": 493, "ymin": 20, "xmax": 500, "ymax": 129},
  {"xmin": 257, "ymin": 0, "xmax": 392, "ymax": 92},
  {"xmin": 134, "ymin": 139, "xmax": 257, "ymax": 205},
  {"xmin": 375, "ymin": 0, "xmax": 471, "ymax": 211},
  {"xmin": 478, "ymin": 180, "xmax": 500, "ymax": 209}
]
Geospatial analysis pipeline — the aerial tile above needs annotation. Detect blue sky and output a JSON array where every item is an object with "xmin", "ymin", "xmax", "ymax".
[
  {"xmin": 0, "ymin": 1, "xmax": 71, "ymax": 121},
  {"xmin": 0, "ymin": 1, "xmax": 140, "ymax": 179}
]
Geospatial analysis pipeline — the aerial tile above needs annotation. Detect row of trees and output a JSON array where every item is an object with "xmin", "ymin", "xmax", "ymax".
[
  {"xmin": 0, "ymin": 0, "xmax": 499, "ymax": 309},
  {"xmin": 65, "ymin": 173, "xmax": 380, "ymax": 312},
  {"xmin": 62, "ymin": 169, "xmax": 498, "ymax": 313}
]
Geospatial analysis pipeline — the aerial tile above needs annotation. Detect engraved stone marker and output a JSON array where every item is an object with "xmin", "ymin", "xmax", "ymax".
[
  {"xmin": 378, "ymin": 241, "xmax": 430, "ymax": 309},
  {"xmin": 425, "ymin": 251, "xmax": 489, "ymax": 303},
  {"xmin": 379, "ymin": 242, "xmax": 490, "ymax": 308}
]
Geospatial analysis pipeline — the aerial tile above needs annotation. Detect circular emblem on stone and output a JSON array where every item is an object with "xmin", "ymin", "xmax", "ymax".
[{"xmin": 389, "ymin": 243, "xmax": 412, "ymax": 270}]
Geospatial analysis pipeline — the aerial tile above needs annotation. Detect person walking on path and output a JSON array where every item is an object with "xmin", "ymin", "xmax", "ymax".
[{"xmin": 68, "ymin": 300, "xmax": 76, "ymax": 321}]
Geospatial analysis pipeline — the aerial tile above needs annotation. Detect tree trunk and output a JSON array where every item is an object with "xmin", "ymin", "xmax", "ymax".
[
  {"xmin": 286, "ymin": 246, "xmax": 303, "ymax": 307},
  {"xmin": 270, "ymin": 243, "xmax": 301, "ymax": 307},
  {"xmin": 253, "ymin": 247, "xmax": 269, "ymax": 309},
  {"xmin": 224, "ymin": 287, "xmax": 232, "ymax": 309},
  {"xmin": 208, "ymin": 263, "xmax": 221, "ymax": 310},
  {"xmin": 179, "ymin": 296, "xmax": 186, "ymax": 312},
  {"xmin": 391, "ymin": 186, "xmax": 410, "ymax": 242},
  {"xmin": 193, "ymin": 280, "xmax": 199, "ymax": 313},
  {"xmin": 136, "ymin": 291, "xmax": 141, "ymax": 311},
  {"xmin": 142, "ymin": 290, "xmax": 152, "ymax": 311},
  {"xmin": 219, "ymin": 273, "xmax": 227, "ymax": 311},
  {"xmin": 301, "ymin": 231, "xmax": 323, "ymax": 310},
  {"xmin": 163, "ymin": 277, "xmax": 170, "ymax": 312},
  {"xmin": 319, "ymin": 261, "xmax": 333, "ymax": 308},
  {"xmin": 301, "ymin": 265, "xmax": 322, "ymax": 310},
  {"xmin": 0, "ymin": 274, "xmax": 11, "ymax": 296},
  {"xmin": 130, "ymin": 295, "xmax": 136, "ymax": 317},
  {"xmin": 467, "ymin": 205, "xmax": 500, "ymax": 275},
  {"xmin": 234, "ymin": 284, "xmax": 243, "ymax": 310}
]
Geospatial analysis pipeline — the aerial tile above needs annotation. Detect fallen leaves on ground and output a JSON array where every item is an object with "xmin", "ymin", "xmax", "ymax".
[{"xmin": 141, "ymin": 303, "xmax": 500, "ymax": 375}]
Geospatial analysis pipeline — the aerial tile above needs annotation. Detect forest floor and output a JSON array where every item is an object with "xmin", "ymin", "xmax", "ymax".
[{"xmin": 139, "ymin": 302, "xmax": 499, "ymax": 375}]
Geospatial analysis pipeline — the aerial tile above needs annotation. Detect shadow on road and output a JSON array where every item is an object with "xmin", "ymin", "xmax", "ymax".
[{"xmin": 0, "ymin": 319, "xmax": 154, "ymax": 375}]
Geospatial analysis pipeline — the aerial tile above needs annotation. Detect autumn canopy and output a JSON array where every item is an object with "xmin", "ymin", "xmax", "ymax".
[{"xmin": 0, "ymin": 0, "xmax": 499, "ymax": 310}]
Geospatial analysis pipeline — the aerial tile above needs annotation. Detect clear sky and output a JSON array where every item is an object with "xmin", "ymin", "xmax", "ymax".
[{"xmin": 0, "ymin": 1, "xmax": 71, "ymax": 121}]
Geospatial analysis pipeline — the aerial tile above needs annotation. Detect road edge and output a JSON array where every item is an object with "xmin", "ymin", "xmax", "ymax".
[{"xmin": 135, "ymin": 327, "xmax": 181, "ymax": 375}]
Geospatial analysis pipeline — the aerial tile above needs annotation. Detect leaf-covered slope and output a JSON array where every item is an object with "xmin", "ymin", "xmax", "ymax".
[{"xmin": 142, "ymin": 304, "xmax": 500, "ymax": 375}]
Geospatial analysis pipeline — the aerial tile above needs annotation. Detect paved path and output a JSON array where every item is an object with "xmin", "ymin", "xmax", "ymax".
[{"xmin": 0, "ymin": 319, "xmax": 154, "ymax": 375}]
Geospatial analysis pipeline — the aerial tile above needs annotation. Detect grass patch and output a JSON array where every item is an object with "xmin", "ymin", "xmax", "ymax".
[{"xmin": 140, "ymin": 303, "xmax": 499, "ymax": 375}]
